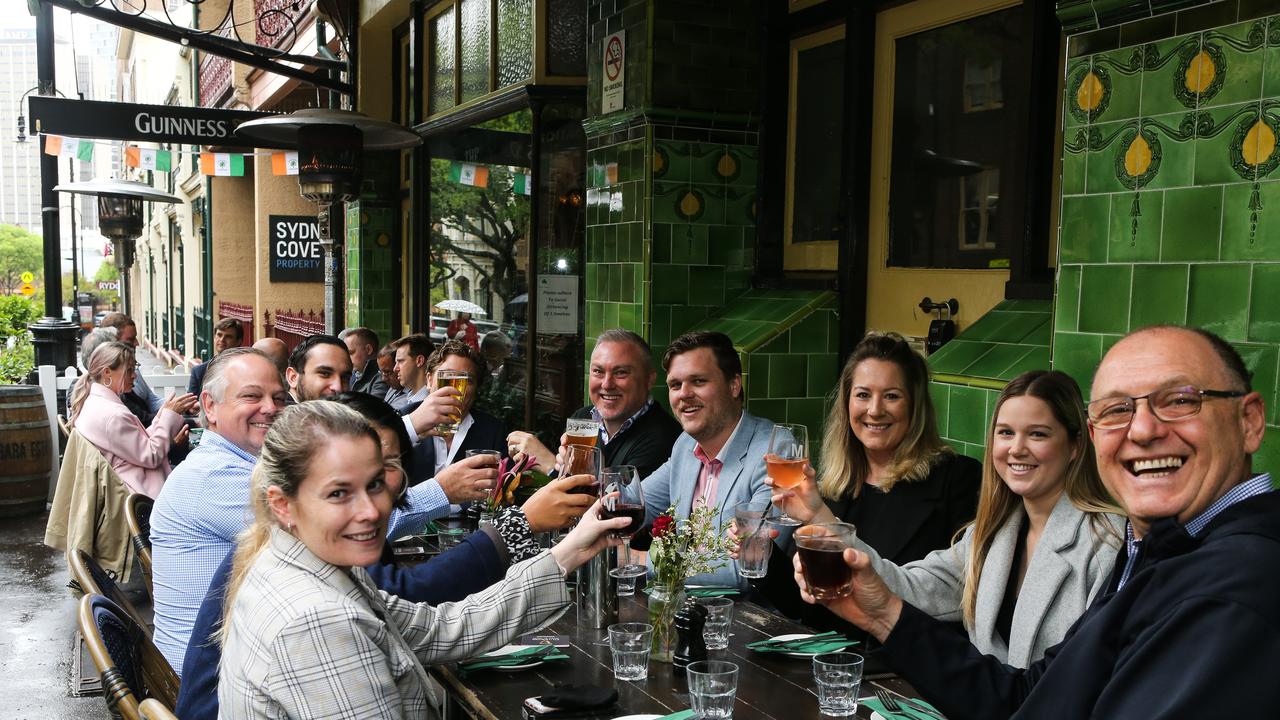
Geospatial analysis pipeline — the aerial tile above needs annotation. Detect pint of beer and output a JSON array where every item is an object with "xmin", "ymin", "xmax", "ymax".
[
  {"xmin": 564, "ymin": 444, "xmax": 603, "ymax": 494},
  {"xmin": 435, "ymin": 369, "xmax": 470, "ymax": 435}
]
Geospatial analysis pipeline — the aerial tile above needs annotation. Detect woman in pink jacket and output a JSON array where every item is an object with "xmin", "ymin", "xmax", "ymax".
[{"xmin": 69, "ymin": 341, "xmax": 199, "ymax": 498}]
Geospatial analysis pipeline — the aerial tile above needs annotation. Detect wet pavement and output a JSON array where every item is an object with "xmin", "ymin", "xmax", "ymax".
[{"xmin": 0, "ymin": 510, "xmax": 109, "ymax": 719}]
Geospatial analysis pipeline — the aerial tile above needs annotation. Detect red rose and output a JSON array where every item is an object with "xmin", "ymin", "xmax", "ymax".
[{"xmin": 651, "ymin": 514, "xmax": 675, "ymax": 539}]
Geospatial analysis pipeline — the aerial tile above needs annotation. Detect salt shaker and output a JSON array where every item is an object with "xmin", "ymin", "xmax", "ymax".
[{"xmin": 672, "ymin": 598, "xmax": 709, "ymax": 676}]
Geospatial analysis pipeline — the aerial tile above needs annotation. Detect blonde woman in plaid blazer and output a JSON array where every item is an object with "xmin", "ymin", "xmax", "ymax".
[{"xmin": 218, "ymin": 402, "xmax": 628, "ymax": 720}]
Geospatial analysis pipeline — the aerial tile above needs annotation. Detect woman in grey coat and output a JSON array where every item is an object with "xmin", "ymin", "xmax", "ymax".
[{"xmin": 755, "ymin": 370, "xmax": 1122, "ymax": 667}]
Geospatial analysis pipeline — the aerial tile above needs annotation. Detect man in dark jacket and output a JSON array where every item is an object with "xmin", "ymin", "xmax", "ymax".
[
  {"xmin": 506, "ymin": 329, "xmax": 681, "ymax": 481},
  {"xmin": 341, "ymin": 326, "xmax": 390, "ymax": 398},
  {"xmin": 796, "ymin": 325, "xmax": 1280, "ymax": 718}
]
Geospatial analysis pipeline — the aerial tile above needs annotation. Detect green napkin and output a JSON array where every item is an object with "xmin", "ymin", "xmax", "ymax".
[
  {"xmin": 746, "ymin": 631, "xmax": 859, "ymax": 654},
  {"xmin": 685, "ymin": 586, "xmax": 741, "ymax": 598},
  {"xmin": 457, "ymin": 646, "xmax": 570, "ymax": 674},
  {"xmin": 862, "ymin": 696, "xmax": 945, "ymax": 719},
  {"xmin": 653, "ymin": 710, "xmax": 695, "ymax": 720}
]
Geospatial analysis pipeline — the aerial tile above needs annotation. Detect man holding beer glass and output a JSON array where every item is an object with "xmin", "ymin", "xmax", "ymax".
[
  {"xmin": 507, "ymin": 329, "xmax": 682, "ymax": 481},
  {"xmin": 409, "ymin": 340, "xmax": 508, "ymax": 481}
]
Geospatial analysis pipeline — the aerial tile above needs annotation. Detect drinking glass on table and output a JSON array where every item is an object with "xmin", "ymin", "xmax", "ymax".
[
  {"xmin": 600, "ymin": 465, "xmax": 647, "ymax": 580},
  {"xmin": 607, "ymin": 622, "xmax": 654, "ymax": 681},
  {"xmin": 688, "ymin": 660, "xmax": 739, "ymax": 719},
  {"xmin": 734, "ymin": 498, "xmax": 782, "ymax": 579},
  {"xmin": 696, "ymin": 596, "xmax": 734, "ymax": 650},
  {"xmin": 795, "ymin": 523, "xmax": 858, "ymax": 600},
  {"xmin": 434, "ymin": 369, "xmax": 470, "ymax": 435},
  {"xmin": 812, "ymin": 652, "xmax": 864, "ymax": 717},
  {"xmin": 765, "ymin": 423, "xmax": 808, "ymax": 526}
]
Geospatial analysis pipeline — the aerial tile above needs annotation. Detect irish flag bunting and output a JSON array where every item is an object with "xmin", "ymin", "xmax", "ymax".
[
  {"xmin": 449, "ymin": 162, "xmax": 489, "ymax": 188},
  {"xmin": 199, "ymin": 152, "xmax": 245, "ymax": 177},
  {"xmin": 44, "ymin": 135, "xmax": 94, "ymax": 161},
  {"xmin": 513, "ymin": 172, "xmax": 532, "ymax": 195},
  {"xmin": 125, "ymin": 147, "xmax": 172, "ymax": 172},
  {"xmin": 271, "ymin": 151, "xmax": 299, "ymax": 176}
]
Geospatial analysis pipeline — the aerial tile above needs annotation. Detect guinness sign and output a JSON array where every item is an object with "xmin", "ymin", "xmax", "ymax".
[{"xmin": 27, "ymin": 97, "xmax": 278, "ymax": 148}]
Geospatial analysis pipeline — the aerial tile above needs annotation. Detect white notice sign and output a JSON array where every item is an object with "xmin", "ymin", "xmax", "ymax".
[
  {"xmin": 602, "ymin": 31, "xmax": 625, "ymax": 114},
  {"xmin": 537, "ymin": 275, "xmax": 578, "ymax": 335}
]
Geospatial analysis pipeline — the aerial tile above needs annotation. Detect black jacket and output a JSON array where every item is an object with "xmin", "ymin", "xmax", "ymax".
[
  {"xmin": 882, "ymin": 487, "xmax": 1280, "ymax": 719},
  {"xmin": 405, "ymin": 407, "xmax": 507, "ymax": 486},
  {"xmin": 571, "ymin": 403, "xmax": 682, "ymax": 481},
  {"xmin": 349, "ymin": 357, "xmax": 389, "ymax": 398}
]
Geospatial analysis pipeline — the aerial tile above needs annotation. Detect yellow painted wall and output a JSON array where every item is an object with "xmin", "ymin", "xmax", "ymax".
[
  {"xmin": 252, "ymin": 157, "xmax": 323, "ymax": 336},
  {"xmin": 210, "ymin": 175, "xmax": 258, "ymax": 313},
  {"xmin": 863, "ymin": 0, "xmax": 1020, "ymax": 338},
  {"xmin": 358, "ymin": 0, "xmax": 410, "ymax": 122}
]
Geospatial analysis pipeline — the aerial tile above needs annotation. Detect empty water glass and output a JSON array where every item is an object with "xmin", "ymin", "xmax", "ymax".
[
  {"xmin": 812, "ymin": 652, "xmax": 863, "ymax": 717},
  {"xmin": 688, "ymin": 660, "xmax": 738, "ymax": 719},
  {"xmin": 616, "ymin": 572, "xmax": 640, "ymax": 596},
  {"xmin": 696, "ymin": 596, "xmax": 734, "ymax": 650},
  {"xmin": 438, "ymin": 527, "xmax": 466, "ymax": 551},
  {"xmin": 734, "ymin": 499, "xmax": 777, "ymax": 579},
  {"xmin": 608, "ymin": 623, "xmax": 653, "ymax": 681}
]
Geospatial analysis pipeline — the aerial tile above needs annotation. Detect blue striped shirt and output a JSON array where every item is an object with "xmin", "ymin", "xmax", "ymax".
[
  {"xmin": 151, "ymin": 430, "xmax": 451, "ymax": 672},
  {"xmin": 1117, "ymin": 473, "xmax": 1273, "ymax": 590}
]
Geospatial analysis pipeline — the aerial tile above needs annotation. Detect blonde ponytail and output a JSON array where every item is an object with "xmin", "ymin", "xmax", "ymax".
[{"xmin": 68, "ymin": 341, "xmax": 135, "ymax": 427}]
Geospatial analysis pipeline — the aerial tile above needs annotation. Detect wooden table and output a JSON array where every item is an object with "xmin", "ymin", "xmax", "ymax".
[{"xmin": 430, "ymin": 594, "xmax": 921, "ymax": 720}]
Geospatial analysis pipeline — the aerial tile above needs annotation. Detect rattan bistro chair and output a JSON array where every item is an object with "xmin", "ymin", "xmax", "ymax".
[
  {"xmin": 78, "ymin": 594, "xmax": 180, "ymax": 720},
  {"xmin": 138, "ymin": 698, "xmax": 180, "ymax": 720},
  {"xmin": 124, "ymin": 494, "xmax": 155, "ymax": 596},
  {"xmin": 68, "ymin": 549, "xmax": 152, "ymax": 634}
]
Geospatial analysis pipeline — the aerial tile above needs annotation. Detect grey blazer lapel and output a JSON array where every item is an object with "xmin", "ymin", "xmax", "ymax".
[
  {"xmin": 714, "ymin": 412, "xmax": 759, "ymax": 511},
  {"xmin": 975, "ymin": 509, "xmax": 1021, "ymax": 656},
  {"xmin": 1007, "ymin": 493, "xmax": 1078, "ymax": 665}
]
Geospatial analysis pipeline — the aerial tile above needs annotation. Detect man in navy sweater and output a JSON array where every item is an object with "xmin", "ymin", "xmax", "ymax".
[{"xmin": 793, "ymin": 325, "xmax": 1280, "ymax": 718}]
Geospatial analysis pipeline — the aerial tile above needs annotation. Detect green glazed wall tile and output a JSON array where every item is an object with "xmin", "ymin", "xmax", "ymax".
[
  {"xmin": 748, "ymin": 399, "xmax": 786, "ymax": 424},
  {"xmin": 929, "ymin": 381, "xmax": 950, "ymax": 437},
  {"xmin": 928, "ymin": 340, "xmax": 992, "ymax": 374},
  {"xmin": 786, "ymin": 398, "xmax": 827, "ymax": 438},
  {"xmin": 1140, "ymin": 112, "xmax": 1196, "ymax": 191},
  {"xmin": 1056, "ymin": 264, "xmax": 1083, "ymax": 332},
  {"xmin": 1197, "ymin": 21, "xmax": 1266, "ymax": 111},
  {"xmin": 1140, "ymin": 34, "xmax": 1197, "ymax": 117},
  {"xmin": 1187, "ymin": 263, "xmax": 1251, "ymax": 341},
  {"xmin": 948, "ymin": 385, "xmax": 989, "ymax": 445},
  {"xmin": 1265, "ymin": 17, "xmax": 1280, "ymax": 97},
  {"xmin": 688, "ymin": 265, "xmax": 726, "ymax": 306},
  {"xmin": 768, "ymin": 353, "xmax": 808, "ymax": 398},
  {"xmin": 1107, "ymin": 190, "xmax": 1162, "ymax": 261},
  {"xmin": 1002, "ymin": 345, "xmax": 1052, "ymax": 377},
  {"xmin": 1085, "ymin": 121, "xmax": 1129, "ymax": 194},
  {"xmin": 1253, "ymin": 432, "xmax": 1280, "ymax": 481},
  {"xmin": 1078, "ymin": 264, "xmax": 1133, "ymax": 334},
  {"xmin": 1232, "ymin": 341, "xmax": 1279, "ymax": 424},
  {"xmin": 1221, "ymin": 180, "xmax": 1280, "ymax": 259},
  {"xmin": 790, "ymin": 312, "xmax": 830, "ymax": 354},
  {"xmin": 1130, "ymin": 263, "xmax": 1189, "ymax": 328},
  {"xmin": 1160, "ymin": 185, "xmax": 1223, "ymax": 261},
  {"xmin": 1062, "ymin": 148, "xmax": 1087, "ymax": 195},
  {"xmin": 655, "ymin": 140, "xmax": 690, "ymax": 182},
  {"xmin": 807, "ymin": 353, "xmax": 838, "ymax": 398},
  {"xmin": 1093, "ymin": 47, "xmax": 1143, "ymax": 123},
  {"xmin": 959, "ymin": 441, "xmax": 985, "ymax": 462},
  {"xmin": 1060, "ymin": 194, "xmax": 1112, "ymax": 262},
  {"xmin": 965, "ymin": 344, "xmax": 1035, "ymax": 380},
  {"xmin": 651, "ymin": 264, "xmax": 690, "ymax": 304},
  {"xmin": 1194, "ymin": 102, "xmax": 1258, "ymax": 186},
  {"xmin": 1052, "ymin": 331, "xmax": 1104, "ymax": 397},
  {"xmin": 1248, "ymin": 264, "xmax": 1280, "ymax": 342},
  {"xmin": 1063, "ymin": 57, "xmax": 1092, "ymax": 129}
]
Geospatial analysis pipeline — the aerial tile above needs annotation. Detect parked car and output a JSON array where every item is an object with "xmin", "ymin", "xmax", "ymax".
[{"xmin": 428, "ymin": 315, "xmax": 449, "ymax": 344}]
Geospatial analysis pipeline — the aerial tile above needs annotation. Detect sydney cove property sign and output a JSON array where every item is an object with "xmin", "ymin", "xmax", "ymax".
[{"xmin": 269, "ymin": 215, "xmax": 323, "ymax": 283}]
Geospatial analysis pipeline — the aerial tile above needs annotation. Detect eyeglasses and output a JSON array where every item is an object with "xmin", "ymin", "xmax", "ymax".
[{"xmin": 1087, "ymin": 385, "xmax": 1246, "ymax": 430}]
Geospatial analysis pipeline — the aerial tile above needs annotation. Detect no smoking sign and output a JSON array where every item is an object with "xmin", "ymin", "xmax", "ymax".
[{"xmin": 601, "ymin": 31, "xmax": 625, "ymax": 113}]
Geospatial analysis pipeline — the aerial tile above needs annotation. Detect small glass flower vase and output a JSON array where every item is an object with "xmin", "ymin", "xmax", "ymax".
[
  {"xmin": 648, "ymin": 584, "xmax": 685, "ymax": 663},
  {"xmin": 478, "ymin": 510, "xmax": 496, "ymax": 528}
]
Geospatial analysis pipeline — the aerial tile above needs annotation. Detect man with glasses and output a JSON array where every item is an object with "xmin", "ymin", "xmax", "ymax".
[{"xmin": 795, "ymin": 325, "xmax": 1280, "ymax": 717}]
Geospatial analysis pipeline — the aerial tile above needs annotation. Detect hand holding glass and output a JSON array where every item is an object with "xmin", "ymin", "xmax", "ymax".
[
  {"xmin": 795, "ymin": 523, "xmax": 858, "ymax": 600},
  {"xmin": 765, "ymin": 423, "xmax": 808, "ymax": 526},
  {"xmin": 600, "ymin": 465, "xmax": 647, "ymax": 580},
  {"xmin": 734, "ymin": 498, "xmax": 780, "ymax": 579},
  {"xmin": 434, "ymin": 369, "xmax": 470, "ymax": 435}
]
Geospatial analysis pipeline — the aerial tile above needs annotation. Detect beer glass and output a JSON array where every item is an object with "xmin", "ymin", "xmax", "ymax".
[
  {"xmin": 563, "ymin": 444, "xmax": 603, "ymax": 496},
  {"xmin": 434, "ymin": 369, "xmax": 470, "ymax": 435},
  {"xmin": 795, "ymin": 523, "xmax": 858, "ymax": 600},
  {"xmin": 765, "ymin": 423, "xmax": 808, "ymax": 526}
]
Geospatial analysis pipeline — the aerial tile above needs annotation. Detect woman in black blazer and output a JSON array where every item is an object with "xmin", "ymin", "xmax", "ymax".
[{"xmin": 748, "ymin": 332, "xmax": 981, "ymax": 634}]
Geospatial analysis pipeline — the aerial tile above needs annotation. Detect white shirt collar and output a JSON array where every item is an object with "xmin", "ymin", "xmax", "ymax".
[{"xmin": 432, "ymin": 413, "xmax": 475, "ymax": 476}]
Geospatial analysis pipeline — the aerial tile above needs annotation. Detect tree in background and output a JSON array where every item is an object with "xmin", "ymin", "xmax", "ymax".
[
  {"xmin": 0, "ymin": 295, "xmax": 38, "ymax": 383},
  {"xmin": 0, "ymin": 225, "xmax": 43, "ymax": 294}
]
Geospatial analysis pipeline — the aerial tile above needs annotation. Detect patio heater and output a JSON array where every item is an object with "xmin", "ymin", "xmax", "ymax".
[
  {"xmin": 234, "ymin": 109, "xmax": 421, "ymax": 334},
  {"xmin": 53, "ymin": 179, "xmax": 185, "ymax": 318}
]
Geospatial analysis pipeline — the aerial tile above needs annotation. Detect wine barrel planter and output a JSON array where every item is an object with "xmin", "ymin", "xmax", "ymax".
[{"xmin": 0, "ymin": 385, "xmax": 52, "ymax": 517}]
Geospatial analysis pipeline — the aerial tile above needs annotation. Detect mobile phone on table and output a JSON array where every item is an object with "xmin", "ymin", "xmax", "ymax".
[{"xmin": 521, "ymin": 697, "xmax": 603, "ymax": 719}]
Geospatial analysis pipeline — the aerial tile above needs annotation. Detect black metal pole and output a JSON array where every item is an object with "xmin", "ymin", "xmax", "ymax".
[
  {"xmin": 69, "ymin": 158, "xmax": 80, "ymax": 328},
  {"xmin": 28, "ymin": 1, "xmax": 79, "ymax": 372}
]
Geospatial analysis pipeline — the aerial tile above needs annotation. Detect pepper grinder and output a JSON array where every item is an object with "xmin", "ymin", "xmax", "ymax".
[{"xmin": 672, "ymin": 598, "xmax": 709, "ymax": 676}]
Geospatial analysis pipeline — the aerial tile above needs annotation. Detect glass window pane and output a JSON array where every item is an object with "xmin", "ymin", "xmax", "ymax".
[
  {"xmin": 886, "ymin": 5, "xmax": 1029, "ymax": 269},
  {"xmin": 460, "ymin": 0, "xmax": 491, "ymax": 103},
  {"xmin": 546, "ymin": 0, "xmax": 586, "ymax": 77},
  {"xmin": 429, "ymin": 8, "xmax": 456, "ymax": 115},
  {"xmin": 497, "ymin": 0, "xmax": 534, "ymax": 87},
  {"xmin": 791, "ymin": 37, "xmax": 845, "ymax": 245}
]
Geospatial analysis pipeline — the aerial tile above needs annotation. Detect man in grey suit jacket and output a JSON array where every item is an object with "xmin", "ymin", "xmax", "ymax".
[
  {"xmin": 642, "ymin": 331, "xmax": 775, "ymax": 588},
  {"xmin": 341, "ymin": 327, "xmax": 390, "ymax": 398}
]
